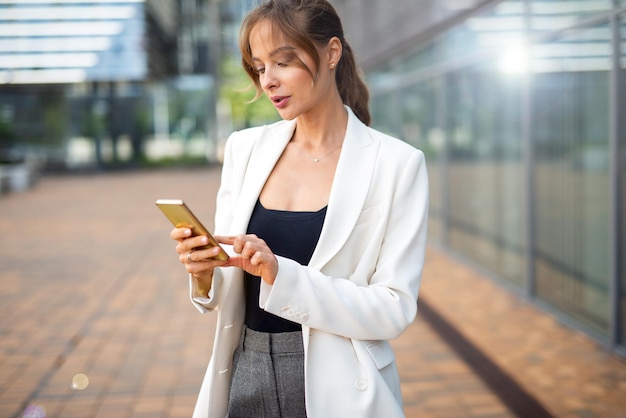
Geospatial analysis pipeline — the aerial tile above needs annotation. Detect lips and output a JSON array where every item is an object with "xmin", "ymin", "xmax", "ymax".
[{"xmin": 271, "ymin": 95, "xmax": 290, "ymax": 108}]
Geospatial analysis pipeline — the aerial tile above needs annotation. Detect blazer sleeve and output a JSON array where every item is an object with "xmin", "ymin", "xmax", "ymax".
[{"xmin": 259, "ymin": 149, "xmax": 429, "ymax": 341}]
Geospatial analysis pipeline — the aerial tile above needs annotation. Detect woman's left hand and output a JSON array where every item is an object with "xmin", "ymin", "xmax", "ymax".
[{"xmin": 217, "ymin": 234, "xmax": 278, "ymax": 285}]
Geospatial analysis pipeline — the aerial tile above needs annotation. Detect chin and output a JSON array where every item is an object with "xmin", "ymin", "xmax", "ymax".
[{"xmin": 276, "ymin": 109, "xmax": 299, "ymax": 121}]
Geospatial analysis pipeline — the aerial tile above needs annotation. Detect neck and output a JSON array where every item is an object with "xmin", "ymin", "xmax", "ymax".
[{"xmin": 293, "ymin": 100, "xmax": 348, "ymax": 151}]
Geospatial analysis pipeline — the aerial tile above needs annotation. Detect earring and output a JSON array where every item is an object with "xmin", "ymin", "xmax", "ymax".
[{"xmin": 330, "ymin": 63, "xmax": 336, "ymax": 68}]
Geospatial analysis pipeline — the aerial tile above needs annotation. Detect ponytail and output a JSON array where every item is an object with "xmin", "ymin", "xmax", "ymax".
[{"xmin": 336, "ymin": 40, "xmax": 370, "ymax": 126}]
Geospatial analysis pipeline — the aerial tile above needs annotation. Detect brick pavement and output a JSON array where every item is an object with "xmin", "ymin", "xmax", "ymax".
[
  {"xmin": 0, "ymin": 167, "xmax": 624, "ymax": 418},
  {"xmin": 419, "ymin": 250, "xmax": 626, "ymax": 418}
]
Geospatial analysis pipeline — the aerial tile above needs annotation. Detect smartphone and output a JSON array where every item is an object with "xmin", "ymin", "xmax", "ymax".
[{"xmin": 155, "ymin": 199, "xmax": 229, "ymax": 261}]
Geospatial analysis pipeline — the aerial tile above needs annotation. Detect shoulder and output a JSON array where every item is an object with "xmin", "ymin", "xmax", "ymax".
[
  {"xmin": 345, "ymin": 106, "xmax": 424, "ymax": 166},
  {"xmin": 368, "ymin": 126, "xmax": 421, "ymax": 154},
  {"xmin": 228, "ymin": 119, "xmax": 287, "ymax": 144},
  {"xmin": 365, "ymin": 125, "xmax": 426, "ymax": 169},
  {"xmin": 224, "ymin": 119, "xmax": 290, "ymax": 160},
  {"xmin": 362, "ymin": 126, "xmax": 429, "ymax": 204}
]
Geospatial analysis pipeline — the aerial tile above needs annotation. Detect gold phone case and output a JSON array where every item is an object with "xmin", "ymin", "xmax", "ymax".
[{"xmin": 155, "ymin": 199, "xmax": 229, "ymax": 261}]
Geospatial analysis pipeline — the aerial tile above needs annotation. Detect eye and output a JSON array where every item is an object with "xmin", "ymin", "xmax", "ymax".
[
  {"xmin": 255, "ymin": 67, "xmax": 265, "ymax": 74},
  {"xmin": 275, "ymin": 52, "xmax": 295, "ymax": 67}
]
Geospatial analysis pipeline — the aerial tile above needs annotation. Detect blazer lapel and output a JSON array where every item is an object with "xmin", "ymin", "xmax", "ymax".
[
  {"xmin": 227, "ymin": 107, "xmax": 378, "ymax": 270},
  {"xmin": 228, "ymin": 119, "xmax": 297, "ymax": 235},
  {"xmin": 309, "ymin": 107, "xmax": 379, "ymax": 270}
]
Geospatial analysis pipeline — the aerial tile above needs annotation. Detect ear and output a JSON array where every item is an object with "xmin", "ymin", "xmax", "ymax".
[{"xmin": 327, "ymin": 36, "xmax": 343, "ymax": 68}]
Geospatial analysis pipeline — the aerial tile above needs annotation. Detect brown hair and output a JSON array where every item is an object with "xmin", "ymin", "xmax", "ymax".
[{"xmin": 239, "ymin": 0, "xmax": 371, "ymax": 126}]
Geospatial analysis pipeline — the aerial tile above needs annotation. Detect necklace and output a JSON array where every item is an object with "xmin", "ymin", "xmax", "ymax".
[{"xmin": 297, "ymin": 143, "xmax": 342, "ymax": 163}]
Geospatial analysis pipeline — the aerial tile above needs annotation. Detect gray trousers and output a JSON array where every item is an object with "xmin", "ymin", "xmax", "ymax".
[{"xmin": 228, "ymin": 327, "xmax": 307, "ymax": 418}]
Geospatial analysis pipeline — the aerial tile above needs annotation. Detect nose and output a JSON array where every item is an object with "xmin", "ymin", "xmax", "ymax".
[{"xmin": 260, "ymin": 67, "xmax": 278, "ymax": 91}]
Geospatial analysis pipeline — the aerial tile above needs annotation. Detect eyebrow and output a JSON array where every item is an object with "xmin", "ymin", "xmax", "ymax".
[{"xmin": 252, "ymin": 45, "xmax": 297, "ymax": 61}]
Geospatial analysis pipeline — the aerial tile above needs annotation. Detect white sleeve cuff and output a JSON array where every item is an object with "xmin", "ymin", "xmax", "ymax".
[{"xmin": 188, "ymin": 270, "xmax": 221, "ymax": 313}]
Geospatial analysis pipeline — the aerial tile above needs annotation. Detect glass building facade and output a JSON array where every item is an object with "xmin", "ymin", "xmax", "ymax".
[
  {"xmin": 0, "ymin": 0, "xmax": 220, "ymax": 170},
  {"xmin": 360, "ymin": 1, "xmax": 625, "ymax": 351}
]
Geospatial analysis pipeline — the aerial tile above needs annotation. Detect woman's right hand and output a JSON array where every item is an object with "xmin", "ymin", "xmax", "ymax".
[{"xmin": 170, "ymin": 227, "xmax": 227, "ymax": 292}]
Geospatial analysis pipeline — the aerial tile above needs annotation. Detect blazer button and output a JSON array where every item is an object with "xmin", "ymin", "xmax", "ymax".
[
  {"xmin": 282, "ymin": 308, "xmax": 295, "ymax": 318},
  {"xmin": 300, "ymin": 313, "xmax": 310, "ymax": 322},
  {"xmin": 355, "ymin": 378, "xmax": 368, "ymax": 391}
]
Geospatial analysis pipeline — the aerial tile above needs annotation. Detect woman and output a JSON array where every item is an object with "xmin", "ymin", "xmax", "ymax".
[{"xmin": 171, "ymin": 0, "xmax": 428, "ymax": 416}]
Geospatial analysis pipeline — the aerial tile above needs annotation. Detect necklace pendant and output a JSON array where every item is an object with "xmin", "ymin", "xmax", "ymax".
[{"xmin": 313, "ymin": 158, "xmax": 320, "ymax": 163}]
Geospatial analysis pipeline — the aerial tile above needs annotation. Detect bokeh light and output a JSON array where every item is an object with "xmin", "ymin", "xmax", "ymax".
[
  {"xmin": 22, "ymin": 405, "xmax": 46, "ymax": 418},
  {"xmin": 71, "ymin": 373, "xmax": 89, "ymax": 391}
]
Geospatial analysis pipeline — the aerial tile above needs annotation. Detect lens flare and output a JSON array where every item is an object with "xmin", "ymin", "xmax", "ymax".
[
  {"xmin": 22, "ymin": 405, "xmax": 46, "ymax": 418},
  {"xmin": 498, "ymin": 44, "xmax": 529, "ymax": 75}
]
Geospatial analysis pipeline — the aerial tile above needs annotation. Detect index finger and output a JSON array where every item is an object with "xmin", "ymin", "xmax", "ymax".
[
  {"xmin": 170, "ymin": 227, "xmax": 192, "ymax": 241},
  {"xmin": 215, "ymin": 235, "xmax": 235, "ymax": 245}
]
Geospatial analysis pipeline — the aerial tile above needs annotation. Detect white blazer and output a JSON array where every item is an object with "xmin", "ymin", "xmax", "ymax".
[{"xmin": 189, "ymin": 107, "xmax": 428, "ymax": 418}]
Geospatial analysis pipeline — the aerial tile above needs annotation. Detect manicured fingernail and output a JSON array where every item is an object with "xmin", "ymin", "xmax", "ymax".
[{"xmin": 200, "ymin": 237, "xmax": 208, "ymax": 244}]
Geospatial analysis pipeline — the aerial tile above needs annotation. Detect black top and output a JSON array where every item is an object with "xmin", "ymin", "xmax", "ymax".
[{"xmin": 244, "ymin": 199, "xmax": 327, "ymax": 333}]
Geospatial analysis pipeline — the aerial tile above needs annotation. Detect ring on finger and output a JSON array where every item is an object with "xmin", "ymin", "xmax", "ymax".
[{"xmin": 187, "ymin": 251, "xmax": 194, "ymax": 262}]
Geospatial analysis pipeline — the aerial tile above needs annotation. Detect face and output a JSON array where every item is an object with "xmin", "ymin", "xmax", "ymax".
[{"xmin": 248, "ymin": 20, "xmax": 335, "ymax": 121}]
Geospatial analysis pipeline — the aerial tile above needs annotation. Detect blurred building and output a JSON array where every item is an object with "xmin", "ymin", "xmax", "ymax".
[
  {"xmin": 332, "ymin": 0, "xmax": 625, "ymax": 354},
  {"xmin": 0, "ymin": 0, "xmax": 223, "ymax": 170}
]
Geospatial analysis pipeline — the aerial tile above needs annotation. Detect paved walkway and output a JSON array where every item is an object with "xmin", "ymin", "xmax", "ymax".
[{"xmin": 0, "ymin": 167, "xmax": 624, "ymax": 418}]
